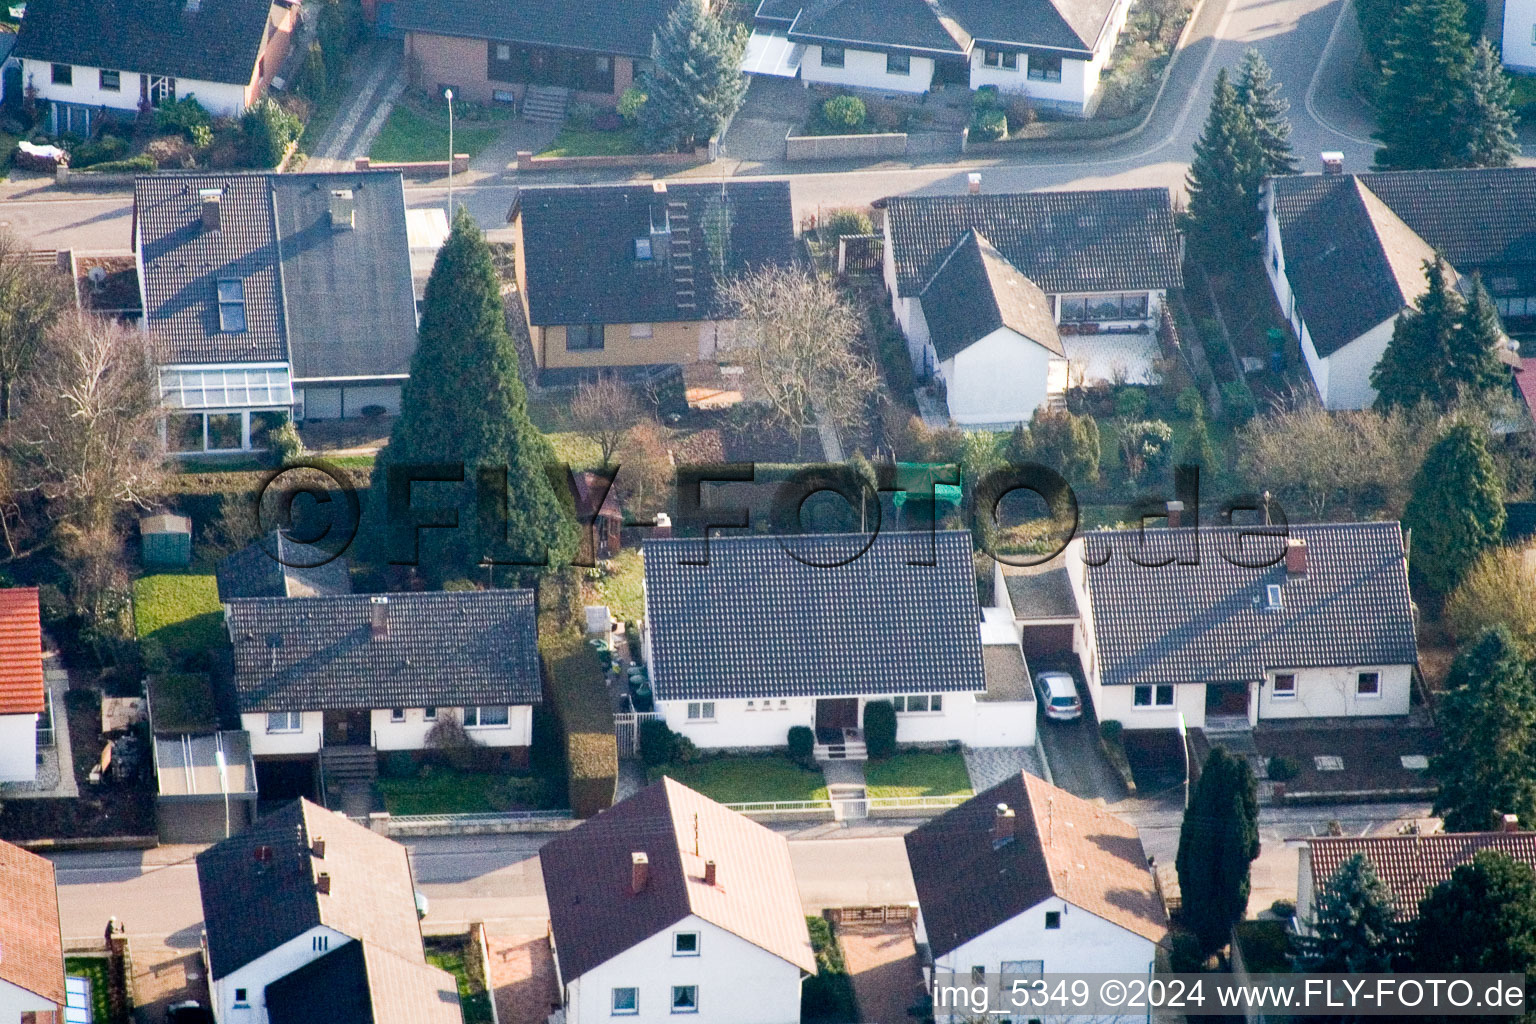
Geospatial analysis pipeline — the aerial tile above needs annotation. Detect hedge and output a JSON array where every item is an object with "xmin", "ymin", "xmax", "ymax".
[
  {"xmin": 541, "ymin": 632, "xmax": 617, "ymax": 817},
  {"xmin": 802, "ymin": 916, "xmax": 857, "ymax": 1022}
]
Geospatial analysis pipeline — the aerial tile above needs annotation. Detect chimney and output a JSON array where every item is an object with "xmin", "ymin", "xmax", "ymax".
[
  {"xmin": 1503, "ymin": 814, "xmax": 1520, "ymax": 833},
  {"xmin": 1285, "ymin": 538, "xmax": 1308, "ymax": 575},
  {"xmin": 370, "ymin": 596, "xmax": 389, "ymax": 640},
  {"xmin": 315, "ymin": 871, "xmax": 331, "ymax": 895},
  {"xmin": 329, "ymin": 189, "xmax": 355, "ymax": 231},
  {"xmin": 1166, "ymin": 500, "xmax": 1184, "ymax": 529},
  {"xmin": 1321, "ymin": 151, "xmax": 1344, "ymax": 175},
  {"xmin": 704, "ymin": 860, "xmax": 717, "ymax": 886},
  {"xmin": 631, "ymin": 852, "xmax": 650, "ymax": 893},
  {"xmin": 311, "ymin": 836, "xmax": 325, "ymax": 859},
  {"xmin": 201, "ymin": 193, "xmax": 221, "ymax": 231},
  {"xmin": 967, "ymin": 172, "xmax": 981, "ymax": 195},
  {"xmin": 653, "ymin": 512, "xmax": 673, "ymax": 539},
  {"xmin": 993, "ymin": 803, "xmax": 1016, "ymax": 844}
]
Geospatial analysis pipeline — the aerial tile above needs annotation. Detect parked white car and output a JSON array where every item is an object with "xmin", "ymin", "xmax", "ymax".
[{"xmin": 1034, "ymin": 671, "xmax": 1082, "ymax": 721}]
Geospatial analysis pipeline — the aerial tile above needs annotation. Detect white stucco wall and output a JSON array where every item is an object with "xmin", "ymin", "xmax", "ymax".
[
  {"xmin": 21, "ymin": 59, "xmax": 248, "ymax": 116},
  {"xmin": 210, "ymin": 926, "xmax": 352, "ymax": 1024},
  {"xmin": 1319, "ymin": 318, "xmax": 1395, "ymax": 410},
  {"xmin": 1092, "ymin": 681, "xmax": 1206, "ymax": 731},
  {"xmin": 966, "ymin": 0, "xmax": 1130, "ymax": 118},
  {"xmin": 243, "ymin": 711, "xmax": 323, "ymax": 757},
  {"xmin": 1253, "ymin": 664, "xmax": 1412, "ymax": 721},
  {"xmin": 940, "ymin": 327, "xmax": 1065, "ymax": 426},
  {"xmin": 563, "ymin": 915, "xmax": 804, "ymax": 1024},
  {"xmin": 0, "ymin": 713, "xmax": 38, "ymax": 782},
  {"xmin": 971, "ymin": 699, "xmax": 1037, "ymax": 747},
  {"xmin": 0, "ymin": 975, "xmax": 58, "ymax": 1019},
  {"xmin": 1504, "ymin": 0, "xmax": 1536, "ymax": 71},
  {"xmin": 658, "ymin": 691, "xmax": 994, "ymax": 748},
  {"xmin": 800, "ymin": 45, "xmax": 936, "ymax": 93},
  {"xmin": 371, "ymin": 705, "xmax": 533, "ymax": 750}
]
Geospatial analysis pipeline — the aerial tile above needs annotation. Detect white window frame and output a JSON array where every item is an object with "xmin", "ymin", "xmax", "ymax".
[
  {"xmin": 1133, "ymin": 685, "xmax": 1174, "ymax": 708},
  {"xmin": 1356, "ymin": 672, "xmax": 1381, "ymax": 698},
  {"xmin": 463, "ymin": 705, "xmax": 510, "ymax": 728},
  {"xmin": 424, "ymin": 706, "xmax": 438, "ymax": 721},
  {"xmin": 820, "ymin": 45, "xmax": 845, "ymax": 68},
  {"xmin": 886, "ymin": 52, "xmax": 911, "ymax": 75},
  {"xmin": 99, "ymin": 69, "xmax": 121, "ymax": 91},
  {"xmin": 1044, "ymin": 910, "xmax": 1062, "ymax": 929},
  {"xmin": 1266, "ymin": 583, "xmax": 1283, "ymax": 609},
  {"xmin": 612, "ymin": 987, "xmax": 639, "ymax": 1015},
  {"xmin": 686, "ymin": 702, "xmax": 716, "ymax": 721},
  {"xmin": 1272, "ymin": 673, "xmax": 1296, "ymax": 699},
  {"xmin": 671, "ymin": 986, "xmax": 699, "ymax": 1014},
  {"xmin": 266, "ymin": 710, "xmax": 302, "ymax": 733},
  {"xmin": 673, "ymin": 931, "xmax": 700, "ymax": 956},
  {"xmin": 630, "ymin": 322, "xmax": 654, "ymax": 338},
  {"xmin": 390, "ymin": 708, "xmax": 406, "ymax": 722}
]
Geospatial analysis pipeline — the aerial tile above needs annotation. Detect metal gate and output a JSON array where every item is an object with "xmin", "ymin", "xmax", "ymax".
[{"xmin": 614, "ymin": 712, "xmax": 665, "ymax": 757}]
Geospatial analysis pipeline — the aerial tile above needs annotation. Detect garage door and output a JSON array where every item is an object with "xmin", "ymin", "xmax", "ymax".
[{"xmin": 1019, "ymin": 623, "xmax": 1074, "ymax": 659}]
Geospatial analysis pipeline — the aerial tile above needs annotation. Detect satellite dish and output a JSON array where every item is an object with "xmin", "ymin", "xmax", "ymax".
[{"xmin": 87, "ymin": 266, "xmax": 106, "ymax": 290}]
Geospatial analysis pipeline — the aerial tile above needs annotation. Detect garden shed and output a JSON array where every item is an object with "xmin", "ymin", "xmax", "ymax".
[{"xmin": 139, "ymin": 513, "xmax": 193, "ymax": 567}]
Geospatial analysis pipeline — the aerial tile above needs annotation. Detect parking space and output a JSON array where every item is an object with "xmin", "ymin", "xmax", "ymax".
[{"xmin": 1026, "ymin": 651, "xmax": 1130, "ymax": 804}]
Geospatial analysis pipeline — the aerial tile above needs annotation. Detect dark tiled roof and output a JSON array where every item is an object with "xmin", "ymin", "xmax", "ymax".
[
  {"xmin": 135, "ymin": 172, "xmax": 414, "ymax": 372},
  {"xmin": 642, "ymin": 531, "xmax": 985, "ymax": 701},
  {"xmin": 755, "ymin": 0, "xmax": 801, "ymax": 23},
  {"xmin": 1307, "ymin": 832, "xmax": 1536, "ymax": 921},
  {"xmin": 226, "ymin": 590, "xmax": 540, "ymax": 712},
  {"xmin": 264, "ymin": 939, "xmax": 463, "ymax": 1024},
  {"xmin": 920, "ymin": 230, "xmax": 1063, "ymax": 362},
  {"xmin": 906, "ymin": 772, "xmax": 1166, "ymax": 959},
  {"xmin": 514, "ymin": 181, "xmax": 794, "ymax": 327},
  {"xmin": 392, "ymin": 0, "xmax": 671, "ymax": 58},
  {"xmin": 0, "ymin": 839, "xmax": 66, "ymax": 1007},
  {"xmin": 1082, "ymin": 521, "xmax": 1418, "ymax": 688},
  {"xmin": 540, "ymin": 778, "xmax": 815, "ymax": 982},
  {"xmin": 945, "ymin": 0, "xmax": 1115, "ymax": 53},
  {"xmin": 885, "ymin": 189, "xmax": 1184, "ymax": 299},
  {"xmin": 196, "ymin": 800, "xmax": 429, "ymax": 978},
  {"xmin": 788, "ymin": 0, "xmax": 968, "ymax": 55},
  {"xmin": 216, "ymin": 533, "xmax": 353, "ymax": 601},
  {"xmin": 14, "ymin": 0, "xmax": 276, "ymax": 85},
  {"xmin": 1346, "ymin": 167, "xmax": 1536, "ymax": 269}
]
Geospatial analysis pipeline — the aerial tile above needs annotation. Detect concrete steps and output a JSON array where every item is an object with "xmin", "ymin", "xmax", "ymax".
[
  {"xmin": 320, "ymin": 744, "xmax": 378, "ymax": 786},
  {"xmin": 522, "ymin": 85, "xmax": 570, "ymax": 123}
]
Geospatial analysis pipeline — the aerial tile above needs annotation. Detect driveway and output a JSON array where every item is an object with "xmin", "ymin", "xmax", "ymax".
[{"xmin": 1037, "ymin": 713, "xmax": 1129, "ymax": 804}]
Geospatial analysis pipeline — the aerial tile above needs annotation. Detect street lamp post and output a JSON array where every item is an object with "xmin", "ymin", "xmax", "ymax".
[{"xmin": 444, "ymin": 88, "xmax": 454, "ymax": 218}]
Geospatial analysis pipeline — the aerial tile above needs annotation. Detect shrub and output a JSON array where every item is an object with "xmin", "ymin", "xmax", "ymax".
[
  {"xmin": 618, "ymin": 87, "xmax": 648, "ymax": 124},
  {"xmin": 788, "ymin": 725, "xmax": 815, "ymax": 766},
  {"xmin": 424, "ymin": 714, "xmax": 488, "ymax": 772},
  {"xmin": 566, "ymin": 101, "xmax": 598, "ymax": 128},
  {"xmin": 1114, "ymin": 387, "xmax": 1148, "ymax": 419},
  {"xmin": 1266, "ymin": 755, "xmax": 1300, "ymax": 782},
  {"xmin": 972, "ymin": 84, "xmax": 1001, "ymax": 110},
  {"xmin": 155, "ymin": 96, "xmax": 212, "ymax": 141},
  {"xmin": 1220, "ymin": 380, "xmax": 1257, "ymax": 422},
  {"xmin": 1175, "ymin": 385, "xmax": 1205, "ymax": 417},
  {"xmin": 1099, "ymin": 719, "xmax": 1124, "ymax": 744},
  {"xmin": 639, "ymin": 718, "xmax": 675, "ymax": 768},
  {"xmin": 80, "ymin": 154, "xmax": 157, "ymax": 173},
  {"xmin": 802, "ymin": 916, "xmax": 857, "ymax": 1022},
  {"xmin": 68, "ymin": 133, "xmax": 128, "ymax": 168},
  {"xmin": 267, "ymin": 419, "xmax": 304, "ymax": 467},
  {"xmin": 295, "ymin": 43, "xmax": 329, "ymax": 101},
  {"xmin": 542, "ymin": 635, "xmax": 617, "ymax": 816},
  {"xmin": 1005, "ymin": 94, "xmax": 1036, "ymax": 129},
  {"xmin": 145, "ymin": 134, "xmax": 195, "ymax": 168},
  {"xmin": 671, "ymin": 733, "xmax": 699, "ymax": 764},
  {"xmin": 442, "ymin": 578, "xmax": 478, "ymax": 592},
  {"xmin": 1270, "ymin": 898, "xmax": 1296, "ymax": 919},
  {"xmin": 969, "ymin": 107, "xmax": 1007, "ymax": 141},
  {"xmin": 359, "ymin": 404, "xmax": 387, "ymax": 418},
  {"xmin": 381, "ymin": 750, "xmax": 417, "ymax": 779},
  {"xmin": 1169, "ymin": 929, "xmax": 1205, "ymax": 973},
  {"xmin": 820, "ymin": 208, "xmax": 873, "ymax": 242},
  {"xmin": 240, "ymin": 99, "xmax": 302, "ymax": 168},
  {"xmin": 820, "ymin": 95, "xmax": 866, "ymax": 132},
  {"xmin": 593, "ymin": 110, "xmax": 624, "ymax": 131},
  {"xmin": 863, "ymin": 699, "xmax": 896, "ymax": 759}
]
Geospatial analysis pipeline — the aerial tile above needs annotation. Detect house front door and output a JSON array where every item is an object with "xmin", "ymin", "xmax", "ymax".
[
  {"xmin": 323, "ymin": 709, "xmax": 370, "ymax": 746},
  {"xmin": 1205, "ymin": 682, "xmax": 1249, "ymax": 717},
  {"xmin": 815, "ymin": 698, "xmax": 859, "ymax": 732}
]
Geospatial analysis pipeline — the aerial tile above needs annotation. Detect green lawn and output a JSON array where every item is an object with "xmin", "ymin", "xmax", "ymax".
[
  {"xmin": 369, "ymin": 97, "xmax": 509, "ymax": 163},
  {"xmin": 545, "ymin": 431, "xmax": 602, "ymax": 467},
  {"xmin": 378, "ymin": 769, "xmax": 546, "ymax": 815},
  {"xmin": 425, "ymin": 938, "xmax": 494, "ymax": 1024},
  {"xmin": 651, "ymin": 756, "xmax": 830, "ymax": 804},
  {"xmin": 132, "ymin": 572, "xmax": 222, "ymax": 663},
  {"xmin": 864, "ymin": 750, "xmax": 973, "ymax": 800},
  {"xmin": 592, "ymin": 549, "xmax": 643, "ymax": 622},
  {"xmin": 65, "ymin": 956, "xmax": 114, "ymax": 1023},
  {"xmin": 536, "ymin": 126, "xmax": 644, "ymax": 158}
]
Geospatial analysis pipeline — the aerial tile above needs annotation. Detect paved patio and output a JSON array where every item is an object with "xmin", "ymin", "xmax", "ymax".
[
  {"xmin": 963, "ymin": 745, "xmax": 1049, "ymax": 791},
  {"xmin": 0, "ymin": 660, "xmax": 78, "ymax": 799},
  {"xmin": 129, "ymin": 943, "xmax": 209, "ymax": 1024},
  {"xmin": 838, "ymin": 919, "xmax": 925, "ymax": 1024},
  {"xmin": 487, "ymin": 933, "xmax": 559, "ymax": 1024}
]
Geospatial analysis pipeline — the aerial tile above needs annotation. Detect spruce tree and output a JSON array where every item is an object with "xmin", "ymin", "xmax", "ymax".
[
  {"xmin": 1235, "ymin": 49, "xmax": 1298, "ymax": 175},
  {"xmin": 1177, "ymin": 407, "xmax": 1218, "ymax": 478},
  {"xmin": 1413, "ymin": 852, "xmax": 1536, "ymax": 983},
  {"xmin": 1448, "ymin": 275, "xmax": 1514, "ymax": 403},
  {"xmin": 366, "ymin": 207, "xmax": 576, "ymax": 581},
  {"xmin": 637, "ymin": 0, "xmax": 749, "ymax": 151},
  {"xmin": 1185, "ymin": 69, "xmax": 1267, "ymax": 264},
  {"xmin": 1373, "ymin": 0, "xmax": 1476, "ymax": 169},
  {"xmin": 1291, "ymin": 853, "xmax": 1405, "ymax": 972},
  {"xmin": 1176, "ymin": 748, "xmax": 1261, "ymax": 954},
  {"xmin": 1462, "ymin": 38, "xmax": 1522, "ymax": 167},
  {"xmin": 1371, "ymin": 257, "xmax": 1465, "ymax": 411},
  {"xmin": 1403, "ymin": 421, "xmax": 1506, "ymax": 597},
  {"xmin": 1430, "ymin": 626, "xmax": 1536, "ymax": 832}
]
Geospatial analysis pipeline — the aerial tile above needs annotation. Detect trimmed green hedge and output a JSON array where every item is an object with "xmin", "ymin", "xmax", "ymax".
[
  {"xmin": 802, "ymin": 916, "xmax": 857, "ymax": 1022},
  {"xmin": 541, "ymin": 633, "xmax": 616, "ymax": 817}
]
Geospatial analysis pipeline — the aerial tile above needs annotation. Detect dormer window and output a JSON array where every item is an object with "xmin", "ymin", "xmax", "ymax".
[
  {"xmin": 1265, "ymin": 583, "xmax": 1283, "ymax": 609},
  {"xmin": 217, "ymin": 279, "xmax": 247, "ymax": 332}
]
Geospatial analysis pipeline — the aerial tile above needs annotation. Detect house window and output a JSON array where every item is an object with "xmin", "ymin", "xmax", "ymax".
[
  {"xmin": 234, "ymin": 989, "xmax": 249, "ymax": 1006},
  {"xmin": 217, "ymin": 279, "xmax": 247, "ymax": 333},
  {"xmin": 99, "ymin": 69, "xmax": 120, "ymax": 91},
  {"xmin": 496, "ymin": 43, "xmax": 512, "ymax": 60},
  {"xmin": 1027, "ymin": 54, "xmax": 1062, "ymax": 82},
  {"xmin": 746, "ymin": 700, "xmax": 756, "ymax": 711},
  {"xmin": 1356, "ymin": 672, "xmax": 1381, "ymax": 697},
  {"xmin": 673, "ymin": 932, "xmax": 699, "ymax": 956},
  {"xmin": 266, "ymin": 711, "xmax": 302, "ymax": 733},
  {"xmin": 630, "ymin": 323, "xmax": 654, "ymax": 338},
  {"xmin": 687, "ymin": 701, "xmax": 716, "ymax": 721},
  {"xmin": 1002, "ymin": 960, "xmax": 1044, "ymax": 979},
  {"xmin": 51, "ymin": 63, "xmax": 72, "ymax": 85},
  {"xmin": 887, "ymin": 52, "xmax": 911, "ymax": 75},
  {"xmin": 821, "ymin": 46, "xmax": 845, "ymax": 68},
  {"xmin": 1132, "ymin": 685, "xmax": 1174, "ymax": 708},
  {"xmin": 1266, "ymin": 583, "xmax": 1283, "ymax": 609},
  {"xmin": 671, "ymin": 986, "xmax": 698, "ymax": 1014},
  {"xmin": 1059, "ymin": 296, "xmax": 1088, "ymax": 321},
  {"xmin": 1272, "ymin": 673, "xmax": 1296, "ymax": 698},
  {"xmin": 612, "ymin": 988, "xmax": 639, "ymax": 1015},
  {"xmin": 982, "ymin": 50, "xmax": 1017, "ymax": 69},
  {"xmin": 566, "ymin": 323, "xmax": 604, "ymax": 351},
  {"xmin": 390, "ymin": 708, "xmax": 406, "ymax": 722},
  {"xmin": 424, "ymin": 707, "xmax": 437, "ymax": 720},
  {"xmin": 907, "ymin": 694, "xmax": 929, "ymax": 712},
  {"xmin": 971, "ymin": 965, "xmax": 985, "ymax": 984},
  {"xmin": 1045, "ymin": 910, "xmax": 1061, "ymax": 929},
  {"xmin": 463, "ymin": 705, "xmax": 510, "ymax": 727}
]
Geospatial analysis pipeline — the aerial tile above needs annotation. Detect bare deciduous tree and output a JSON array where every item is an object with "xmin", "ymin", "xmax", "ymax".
[
  {"xmin": 721, "ymin": 265, "xmax": 877, "ymax": 453},
  {"xmin": 568, "ymin": 375, "xmax": 642, "ymax": 466},
  {"xmin": 613, "ymin": 418, "xmax": 674, "ymax": 519},
  {"xmin": 0, "ymin": 230, "xmax": 74, "ymax": 420}
]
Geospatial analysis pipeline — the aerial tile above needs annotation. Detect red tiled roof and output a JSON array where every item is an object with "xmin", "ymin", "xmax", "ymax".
[
  {"xmin": 1307, "ymin": 832, "xmax": 1536, "ymax": 919},
  {"xmin": 1515, "ymin": 358, "xmax": 1536, "ymax": 421},
  {"xmin": 0, "ymin": 588, "xmax": 44, "ymax": 716},
  {"xmin": 0, "ymin": 838, "xmax": 66, "ymax": 1007}
]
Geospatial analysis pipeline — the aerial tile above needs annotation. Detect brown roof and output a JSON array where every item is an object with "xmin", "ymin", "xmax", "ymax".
[
  {"xmin": 540, "ymin": 777, "xmax": 815, "ymax": 981},
  {"xmin": 0, "ymin": 588, "xmax": 44, "ymax": 716},
  {"xmin": 905, "ymin": 772, "xmax": 1167, "ymax": 958},
  {"xmin": 1306, "ymin": 832, "xmax": 1536, "ymax": 919},
  {"xmin": 0, "ymin": 838, "xmax": 66, "ymax": 1007}
]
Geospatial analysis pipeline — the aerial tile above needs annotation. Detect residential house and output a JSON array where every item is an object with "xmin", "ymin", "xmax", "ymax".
[
  {"xmin": 508, "ymin": 181, "xmax": 796, "ymax": 375},
  {"xmin": 993, "ymin": 521, "xmax": 1420, "ymax": 731},
  {"xmin": 223, "ymin": 590, "xmax": 542, "ymax": 795},
  {"xmin": 196, "ymin": 798, "xmax": 462, "ymax": 1024},
  {"xmin": 1504, "ymin": 0, "xmax": 1536, "ymax": 72},
  {"xmin": 641, "ymin": 530, "xmax": 1037, "ymax": 753},
  {"xmin": 14, "ymin": 0, "xmax": 297, "ymax": 135},
  {"xmin": 134, "ymin": 171, "xmax": 418, "ymax": 453},
  {"xmin": 905, "ymin": 771, "xmax": 1167, "ymax": 1011},
  {"xmin": 0, "ymin": 588, "xmax": 46, "ymax": 785},
  {"xmin": 748, "ymin": 0, "xmax": 1134, "ymax": 115},
  {"xmin": 1265, "ymin": 165, "xmax": 1536, "ymax": 409},
  {"xmin": 539, "ymin": 776, "xmax": 815, "ymax": 1024},
  {"xmin": 1296, "ymin": 823, "xmax": 1536, "ymax": 932},
  {"xmin": 215, "ymin": 532, "xmax": 352, "ymax": 602},
  {"xmin": 0, "ymin": 838, "xmax": 66, "ymax": 1023},
  {"xmin": 393, "ymin": 0, "xmax": 671, "ymax": 111},
  {"xmin": 880, "ymin": 187, "xmax": 1183, "ymax": 424}
]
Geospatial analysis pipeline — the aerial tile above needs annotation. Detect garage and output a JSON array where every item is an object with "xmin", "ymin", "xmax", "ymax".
[{"xmin": 1019, "ymin": 622, "xmax": 1075, "ymax": 660}]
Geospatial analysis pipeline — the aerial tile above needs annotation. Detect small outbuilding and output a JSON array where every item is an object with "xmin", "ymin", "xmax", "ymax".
[{"xmin": 139, "ymin": 513, "xmax": 192, "ymax": 567}]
